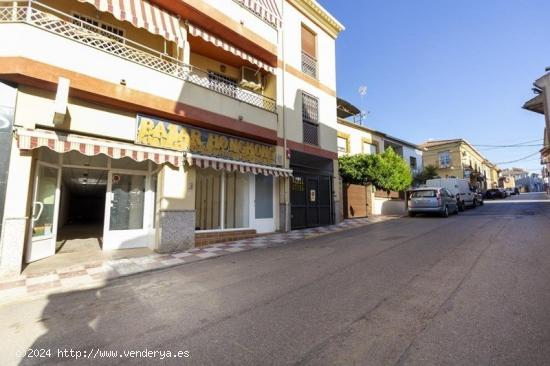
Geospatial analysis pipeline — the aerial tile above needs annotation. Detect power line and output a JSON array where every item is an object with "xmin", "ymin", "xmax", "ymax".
[
  {"xmin": 494, "ymin": 151, "xmax": 542, "ymax": 165},
  {"xmin": 472, "ymin": 139, "xmax": 543, "ymax": 148}
]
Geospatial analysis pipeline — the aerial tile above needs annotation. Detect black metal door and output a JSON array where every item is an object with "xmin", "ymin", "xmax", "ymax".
[{"xmin": 291, "ymin": 172, "xmax": 333, "ymax": 229}]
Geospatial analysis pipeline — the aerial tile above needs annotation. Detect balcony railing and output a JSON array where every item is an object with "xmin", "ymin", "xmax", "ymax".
[
  {"xmin": 301, "ymin": 51, "xmax": 317, "ymax": 79},
  {"xmin": 0, "ymin": 1, "xmax": 276, "ymax": 112}
]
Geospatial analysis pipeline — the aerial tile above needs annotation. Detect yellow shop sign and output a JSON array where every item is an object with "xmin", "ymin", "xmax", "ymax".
[{"xmin": 135, "ymin": 115, "xmax": 276, "ymax": 166}]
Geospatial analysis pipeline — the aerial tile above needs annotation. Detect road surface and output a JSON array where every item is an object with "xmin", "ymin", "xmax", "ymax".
[{"xmin": 2, "ymin": 193, "xmax": 550, "ymax": 365}]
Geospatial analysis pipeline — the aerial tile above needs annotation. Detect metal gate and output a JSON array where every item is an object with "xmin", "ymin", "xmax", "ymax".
[{"xmin": 291, "ymin": 172, "xmax": 333, "ymax": 229}]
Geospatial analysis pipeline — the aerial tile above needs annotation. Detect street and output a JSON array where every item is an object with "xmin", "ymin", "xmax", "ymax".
[{"xmin": 2, "ymin": 193, "xmax": 550, "ymax": 366}]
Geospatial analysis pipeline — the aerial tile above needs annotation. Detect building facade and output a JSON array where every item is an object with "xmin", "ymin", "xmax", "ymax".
[
  {"xmin": 336, "ymin": 101, "xmax": 423, "ymax": 175},
  {"xmin": 420, "ymin": 139, "xmax": 500, "ymax": 190},
  {"xmin": 523, "ymin": 73, "xmax": 550, "ymax": 189},
  {"xmin": 0, "ymin": 0, "xmax": 343, "ymax": 277}
]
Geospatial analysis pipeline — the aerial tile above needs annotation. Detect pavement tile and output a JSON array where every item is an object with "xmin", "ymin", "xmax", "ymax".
[
  {"xmin": 0, "ymin": 279, "xmax": 26, "ymax": 290},
  {"xmin": 160, "ymin": 258, "xmax": 185, "ymax": 266},
  {"xmin": 58, "ymin": 270, "xmax": 88, "ymax": 279},
  {"xmin": 196, "ymin": 252, "xmax": 219, "ymax": 259},
  {"xmin": 25, "ymin": 274, "xmax": 59, "ymax": 286},
  {"xmin": 172, "ymin": 252, "xmax": 193, "ymax": 258},
  {"xmin": 27, "ymin": 280, "xmax": 62, "ymax": 293},
  {"xmin": 225, "ymin": 247, "xmax": 246, "ymax": 253}
]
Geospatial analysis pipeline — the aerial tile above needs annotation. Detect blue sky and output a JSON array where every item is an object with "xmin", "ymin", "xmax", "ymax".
[{"xmin": 319, "ymin": 0, "xmax": 550, "ymax": 173}]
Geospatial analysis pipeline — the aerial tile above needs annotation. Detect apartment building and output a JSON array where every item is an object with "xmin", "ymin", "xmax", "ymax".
[
  {"xmin": 0, "ymin": 0, "xmax": 343, "ymax": 277},
  {"xmin": 523, "ymin": 74, "xmax": 550, "ymax": 187},
  {"xmin": 336, "ymin": 99, "xmax": 423, "ymax": 174},
  {"xmin": 420, "ymin": 139, "xmax": 500, "ymax": 190}
]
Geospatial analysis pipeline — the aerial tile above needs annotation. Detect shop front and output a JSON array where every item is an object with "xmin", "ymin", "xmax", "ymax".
[
  {"xmin": 17, "ymin": 128, "xmax": 181, "ymax": 263},
  {"xmin": 134, "ymin": 115, "xmax": 293, "ymax": 242}
]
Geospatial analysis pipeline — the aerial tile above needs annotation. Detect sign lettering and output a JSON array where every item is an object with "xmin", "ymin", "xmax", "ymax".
[{"xmin": 136, "ymin": 115, "xmax": 276, "ymax": 166}]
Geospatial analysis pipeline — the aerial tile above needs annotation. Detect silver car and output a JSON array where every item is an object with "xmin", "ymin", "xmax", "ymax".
[{"xmin": 408, "ymin": 188, "xmax": 459, "ymax": 217}]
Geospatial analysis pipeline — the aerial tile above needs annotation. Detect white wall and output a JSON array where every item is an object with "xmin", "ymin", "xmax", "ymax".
[{"xmin": 278, "ymin": 2, "xmax": 338, "ymax": 153}]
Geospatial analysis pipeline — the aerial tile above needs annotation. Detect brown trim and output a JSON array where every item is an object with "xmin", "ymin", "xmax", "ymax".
[
  {"xmin": 0, "ymin": 57, "xmax": 278, "ymax": 144},
  {"xmin": 150, "ymin": 0, "xmax": 277, "ymax": 65},
  {"xmin": 278, "ymin": 138, "xmax": 337, "ymax": 160},
  {"xmin": 278, "ymin": 60, "xmax": 336, "ymax": 97}
]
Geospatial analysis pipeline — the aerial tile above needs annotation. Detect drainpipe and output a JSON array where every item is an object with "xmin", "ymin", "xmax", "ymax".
[{"xmin": 280, "ymin": 0, "xmax": 290, "ymax": 232}]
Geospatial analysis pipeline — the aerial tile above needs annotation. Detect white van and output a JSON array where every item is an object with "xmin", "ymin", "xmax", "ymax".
[{"xmin": 425, "ymin": 178, "xmax": 478, "ymax": 210}]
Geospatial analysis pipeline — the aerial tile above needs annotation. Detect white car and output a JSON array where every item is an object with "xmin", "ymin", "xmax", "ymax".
[{"xmin": 425, "ymin": 178, "xmax": 478, "ymax": 210}]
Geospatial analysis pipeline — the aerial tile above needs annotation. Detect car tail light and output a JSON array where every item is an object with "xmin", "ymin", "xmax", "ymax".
[{"xmin": 436, "ymin": 191, "xmax": 441, "ymax": 201}]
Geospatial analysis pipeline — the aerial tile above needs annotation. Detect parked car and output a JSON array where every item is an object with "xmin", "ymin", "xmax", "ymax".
[
  {"xmin": 474, "ymin": 189, "xmax": 484, "ymax": 205},
  {"xmin": 502, "ymin": 188, "xmax": 511, "ymax": 197},
  {"xmin": 408, "ymin": 188, "xmax": 459, "ymax": 217},
  {"xmin": 505, "ymin": 188, "xmax": 515, "ymax": 196},
  {"xmin": 425, "ymin": 178, "xmax": 477, "ymax": 210},
  {"xmin": 485, "ymin": 188, "xmax": 505, "ymax": 199}
]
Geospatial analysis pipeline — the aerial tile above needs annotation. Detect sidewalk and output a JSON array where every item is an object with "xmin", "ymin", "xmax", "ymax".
[{"xmin": 0, "ymin": 216, "xmax": 396, "ymax": 305}]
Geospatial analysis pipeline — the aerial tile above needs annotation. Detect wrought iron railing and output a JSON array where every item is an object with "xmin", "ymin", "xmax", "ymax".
[
  {"xmin": 303, "ymin": 121, "xmax": 319, "ymax": 146},
  {"xmin": 301, "ymin": 51, "xmax": 317, "ymax": 79},
  {"xmin": 0, "ymin": 1, "xmax": 276, "ymax": 112}
]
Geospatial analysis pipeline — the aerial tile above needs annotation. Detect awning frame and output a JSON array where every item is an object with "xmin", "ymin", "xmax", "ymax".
[
  {"xmin": 186, "ymin": 153, "xmax": 292, "ymax": 177},
  {"xmin": 16, "ymin": 128, "xmax": 183, "ymax": 167}
]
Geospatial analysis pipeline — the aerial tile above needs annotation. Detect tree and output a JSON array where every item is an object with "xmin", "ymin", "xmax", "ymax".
[
  {"xmin": 413, "ymin": 165, "xmax": 439, "ymax": 185},
  {"xmin": 338, "ymin": 147, "xmax": 413, "ymax": 192},
  {"xmin": 367, "ymin": 147, "xmax": 413, "ymax": 192},
  {"xmin": 338, "ymin": 153, "xmax": 374, "ymax": 185}
]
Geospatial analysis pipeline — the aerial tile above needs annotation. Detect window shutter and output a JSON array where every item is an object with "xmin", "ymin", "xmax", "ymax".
[{"xmin": 301, "ymin": 25, "xmax": 316, "ymax": 57}]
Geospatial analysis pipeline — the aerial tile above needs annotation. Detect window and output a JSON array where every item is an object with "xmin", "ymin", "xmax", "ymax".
[
  {"xmin": 302, "ymin": 92, "xmax": 319, "ymax": 145},
  {"xmin": 363, "ymin": 141, "xmax": 377, "ymax": 155},
  {"xmin": 337, "ymin": 137, "xmax": 348, "ymax": 153},
  {"xmin": 208, "ymin": 71, "xmax": 237, "ymax": 98},
  {"xmin": 73, "ymin": 13, "xmax": 125, "ymax": 42},
  {"xmin": 301, "ymin": 25, "xmax": 317, "ymax": 78},
  {"xmin": 195, "ymin": 169, "xmax": 250, "ymax": 230},
  {"xmin": 439, "ymin": 151, "xmax": 451, "ymax": 168},
  {"xmin": 410, "ymin": 156, "xmax": 417, "ymax": 170}
]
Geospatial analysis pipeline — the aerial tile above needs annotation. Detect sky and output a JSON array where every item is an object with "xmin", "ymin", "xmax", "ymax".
[{"xmin": 318, "ymin": 0, "xmax": 550, "ymax": 173}]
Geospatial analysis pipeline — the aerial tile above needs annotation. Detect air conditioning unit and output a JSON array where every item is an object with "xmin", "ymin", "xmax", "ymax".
[{"xmin": 240, "ymin": 66, "xmax": 262, "ymax": 91}]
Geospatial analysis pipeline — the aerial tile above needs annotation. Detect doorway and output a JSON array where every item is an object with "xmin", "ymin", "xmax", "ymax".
[{"xmin": 56, "ymin": 167, "xmax": 108, "ymax": 254}]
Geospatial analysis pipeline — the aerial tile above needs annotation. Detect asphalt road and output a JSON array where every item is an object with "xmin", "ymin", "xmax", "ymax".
[{"xmin": 2, "ymin": 193, "xmax": 550, "ymax": 365}]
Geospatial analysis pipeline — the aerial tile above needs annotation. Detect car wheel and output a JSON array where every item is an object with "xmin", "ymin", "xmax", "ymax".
[
  {"xmin": 408, "ymin": 211, "xmax": 416, "ymax": 217},
  {"xmin": 441, "ymin": 206, "xmax": 449, "ymax": 218}
]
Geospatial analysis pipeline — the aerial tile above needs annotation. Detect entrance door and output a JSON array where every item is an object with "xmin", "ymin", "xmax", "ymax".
[
  {"xmin": 250, "ymin": 174, "xmax": 275, "ymax": 233},
  {"xmin": 103, "ymin": 172, "xmax": 149, "ymax": 250},
  {"xmin": 291, "ymin": 172, "xmax": 333, "ymax": 230},
  {"xmin": 26, "ymin": 162, "xmax": 61, "ymax": 262}
]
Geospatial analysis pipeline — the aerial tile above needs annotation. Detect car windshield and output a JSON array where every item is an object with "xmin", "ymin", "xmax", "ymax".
[{"xmin": 411, "ymin": 190, "xmax": 436, "ymax": 198}]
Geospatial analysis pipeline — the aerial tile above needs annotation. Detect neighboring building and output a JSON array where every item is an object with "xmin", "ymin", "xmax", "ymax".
[
  {"xmin": 0, "ymin": 0, "xmax": 343, "ymax": 277},
  {"xmin": 500, "ymin": 167, "xmax": 543, "ymax": 192},
  {"xmin": 523, "ymin": 74, "xmax": 550, "ymax": 189},
  {"xmin": 420, "ymin": 139, "xmax": 500, "ymax": 190},
  {"xmin": 336, "ymin": 99, "xmax": 423, "ymax": 175},
  {"xmin": 336, "ymin": 98, "xmax": 422, "ymax": 219}
]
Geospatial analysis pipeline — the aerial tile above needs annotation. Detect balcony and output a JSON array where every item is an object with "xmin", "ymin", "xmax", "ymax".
[
  {"xmin": 0, "ymin": 1, "xmax": 276, "ymax": 113},
  {"xmin": 301, "ymin": 51, "xmax": 317, "ymax": 79}
]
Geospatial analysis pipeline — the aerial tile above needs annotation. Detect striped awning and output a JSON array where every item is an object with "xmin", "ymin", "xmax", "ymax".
[
  {"xmin": 234, "ymin": 0, "xmax": 282, "ymax": 28},
  {"xmin": 186, "ymin": 153, "xmax": 292, "ymax": 177},
  {"xmin": 187, "ymin": 23, "xmax": 275, "ymax": 74},
  {"xmin": 77, "ymin": 0, "xmax": 184, "ymax": 46},
  {"xmin": 16, "ymin": 129, "xmax": 182, "ymax": 167}
]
